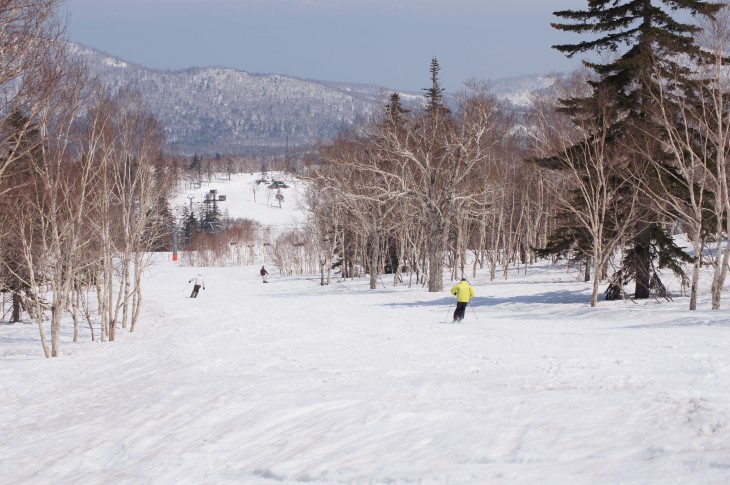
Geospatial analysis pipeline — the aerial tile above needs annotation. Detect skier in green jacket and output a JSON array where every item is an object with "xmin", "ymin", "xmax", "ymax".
[{"xmin": 450, "ymin": 278, "xmax": 475, "ymax": 322}]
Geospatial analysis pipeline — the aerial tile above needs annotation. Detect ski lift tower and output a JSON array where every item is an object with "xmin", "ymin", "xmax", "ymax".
[
  {"xmin": 172, "ymin": 195, "xmax": 201, "ymax": 262},
  {"xmin": 171, "ymin": 218, "xmax": 183, "ymax": 262},
  {"xmin": 203, "ymin": 189, "xmax": 227, "ymax": 233}
]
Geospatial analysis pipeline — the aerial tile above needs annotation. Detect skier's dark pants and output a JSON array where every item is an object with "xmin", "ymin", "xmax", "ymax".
[
  {"xmin": 190, "ymin": 284, "xmax": 201, "ymax": 298},
  {"xmin": 453, "ymin": 301, "xmax": 468, "ymax": 322}
]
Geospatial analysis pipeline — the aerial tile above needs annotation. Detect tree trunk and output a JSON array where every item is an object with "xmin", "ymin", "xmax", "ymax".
[
  {"xmin": 319, "ymin": 258, "xmax": 327, "ymax": 285},
  {"xmin": 369, "ymin": 228, "xmax": 379, "ymax": 290},
  {"xmin": 711, "ymin": 240, "xmax": 730, "ymax": 309},
  {"xmin": 72, "ymin": 287, "xmax": 79, "ymax": 342},
  {"xmin": 50, "ymin": 305, "xmax": 61, "ymax": 357},
  {"xmin": 394, "ymin": 235, "xmax": 406, "ymax": 287},
  {"xmin": 590, "ymin": 249, "xmax": 600, "ymax": 307},
  {"xmin": 427, "ymin": 206, "xmax": 445, "ymax": 292},
  {"xmin": 12, "ymin": 292, "xmax": 21, "ymax": 323},
  {"xmin": 634, "ymin": 228, "xmax": 652, "ymax": 299},
  {"xmin": 130, "ymin": 258, "xmax": 143, "ymax": 332},
  {"xmin": 121, "ymin": 264, "xmax": 130, "ymax": 330},
  {"xmin": 36, "ymin": 313, "xmax": 50, "ymax": 358},
  {"xmin": 591, "ymin": 270, "xmax": 601, "ymax": 308}
]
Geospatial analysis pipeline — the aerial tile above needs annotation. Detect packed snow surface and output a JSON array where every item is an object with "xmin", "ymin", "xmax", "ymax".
[{"xmin": 1, "ymin": 174, "xmax": 729, "ymax": 484}]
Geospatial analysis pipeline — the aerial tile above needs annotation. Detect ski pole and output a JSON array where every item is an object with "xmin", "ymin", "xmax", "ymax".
[
  {"xmin": 378, "ymin": 275, "xmax": 387, "ymax": 289},
  {"xmin": 469, "ymin": 302, "xmax": 479, "ymax": 320},
  {"xmin": 444, "ymin": 297, "xmax": 454, "ymax": 323},
  {"xmin": 337, "ymin": 280, "xmax": 352, "ymax": 291}
]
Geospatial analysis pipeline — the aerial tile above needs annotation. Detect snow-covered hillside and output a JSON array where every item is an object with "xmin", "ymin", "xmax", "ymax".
[
  {"xmin": 68, "ymin": 43, "xmax": 388, "ymax": 156},
  {"xmin": 1, "ymin": 176, "xmax": 729, "ymax": 484},
  {"xmin": 490, "ymin": 74, "xmax": 559, "ymax": 107},
  {"xmin": 68, "ymin": 43, "xmax": 555, "ymax": 156},
  {"xmin": 172, "ymin": 172, "xmax": 306, "ymax": 228}
]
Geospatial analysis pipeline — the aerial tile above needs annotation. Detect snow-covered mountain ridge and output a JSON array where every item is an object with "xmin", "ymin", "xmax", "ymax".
[{"xmin": 69, "ymin": 43, "xmax": 555, "ymax": 156}]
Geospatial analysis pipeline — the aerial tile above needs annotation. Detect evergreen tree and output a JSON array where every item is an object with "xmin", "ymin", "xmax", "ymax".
[
  {"xmin": 189, "ymin": 153, "xmax": 201, "ymax": 172},
  {"xmin": 423, "ymin": 57, "xmax": 449, "ymax": 115},
  {"xmin": 201, "ymin": 191, "xmax": 224, "ymax": 233},
  {"xmin": 536, "ymin": 218, "xmax": 596, "ymax": 282},
  {"xmin": 384, "ymin": 92, "xmax": 410, "ymax": 123},
  {"xmin": 550, "ymin": 0, "xmax": 721, "ymax": 299},
  {"xmin": 181, "ymin": 206, "xmax": 199, "ymax": 246},
  {"xmin": 143, "ymin": 196, "xmax": 175, "ymax": 251},
  {"xmin": 189, "ymin": 153, "xmax": 202, "ymax": 186}
]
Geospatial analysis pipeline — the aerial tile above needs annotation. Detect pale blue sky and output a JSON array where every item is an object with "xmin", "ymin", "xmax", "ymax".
[{"xmin": 64, "ymin": 0, "xmax": 586, "ymax": 92}]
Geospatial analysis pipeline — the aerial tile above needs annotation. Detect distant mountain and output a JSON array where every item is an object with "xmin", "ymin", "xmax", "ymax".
[
  {"xmin": 69, "ymin": 43, "xmax": 557, "ymax": 157},
  {"xmin": 489, "ymin": 74, "xmax": 559, "ymax": 108},
  {"xmin": 69, "ymin": 43, "xmax": 392, "ymax": 157}
]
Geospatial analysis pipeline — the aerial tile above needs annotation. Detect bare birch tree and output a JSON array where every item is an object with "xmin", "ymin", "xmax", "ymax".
[
  {"xmin": 0, "ymin": 0, "xmax": 68, "ymax": 329},
  {"xmin": 645, "ymin": 5, "xmax": 730, "ymax": 309},
  {"xmin": 0, "ymin": 0, "xmax": 66, "ymax": 190},
  {"xmin": 8, "ymin": 53, "xmax": 92, "ymax": 356}
]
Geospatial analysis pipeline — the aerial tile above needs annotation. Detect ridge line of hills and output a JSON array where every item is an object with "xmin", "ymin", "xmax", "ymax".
[{"xmin": 69, "ymin": 42, "xmax": 557, "ymax": 157}]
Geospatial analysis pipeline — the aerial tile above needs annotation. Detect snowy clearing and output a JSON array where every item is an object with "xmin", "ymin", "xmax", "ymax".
[
  {"xmin": 2, "ymin": 172, "xmax": 729, "ymax": 484},
  {"xmin": 1, "ymin": 257, "xmax": 729, "ymax": 484}
]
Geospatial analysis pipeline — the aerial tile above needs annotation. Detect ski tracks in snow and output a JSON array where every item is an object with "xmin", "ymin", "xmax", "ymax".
[{"xmin": 2, "ymin": 263, "xmax": 730, "ymax": 484}]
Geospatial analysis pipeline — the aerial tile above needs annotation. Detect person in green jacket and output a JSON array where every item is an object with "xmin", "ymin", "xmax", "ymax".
[{"xmin": 450, "ymin": 278, "xmax": 475, "ymax": 322}]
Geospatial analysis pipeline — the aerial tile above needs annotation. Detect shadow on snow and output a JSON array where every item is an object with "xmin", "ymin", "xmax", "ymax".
[{"xmin": 385, "ymin": 288, "xmax": 591, "ymax": 310}]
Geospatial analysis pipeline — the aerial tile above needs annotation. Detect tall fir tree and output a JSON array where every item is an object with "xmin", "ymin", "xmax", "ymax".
[
  {"xmin": 550, "ymin": 0, "xmax": 722, "ymax": 299},
  {"xmin": 423, "ymin": 57, "xmax": 449, "ymax": 115}
]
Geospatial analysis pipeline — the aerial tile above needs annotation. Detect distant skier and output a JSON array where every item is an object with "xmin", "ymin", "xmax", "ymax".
[
  {"xmin": 260, "ymin": 265, "xmax": 269, "ymax": 283},
  {"xmin": 189, "ymin": 273, "xmax": 205, "ymax": 298},
  {"xmin": 450, "ymin": 277, "xmax": 474, "ymax": 322}
]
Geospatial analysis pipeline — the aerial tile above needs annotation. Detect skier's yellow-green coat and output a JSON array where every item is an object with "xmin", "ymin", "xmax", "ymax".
[{"xmin": 450, "ymin": 280, "xmax": 475, "ymax": 303}]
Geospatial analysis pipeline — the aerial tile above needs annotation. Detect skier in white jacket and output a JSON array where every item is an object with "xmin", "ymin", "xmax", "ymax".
[{"xmin": 188, "ymin": 274, "xmax": 205, "ymax": 298}]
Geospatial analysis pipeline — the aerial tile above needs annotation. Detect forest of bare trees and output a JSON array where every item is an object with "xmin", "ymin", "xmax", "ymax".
[
  {"xmin": 4, "ymin": 1, "xmax": 730, "ymax": 357},
  {"xmin": 306, "ymin": 2, "xmax": 730, "ymax": 313},
  {"xmin": 0, "ymin": 0, "xmax": 174, "ymax": 356},
  {"xmin": 308, "ymin": 70, "xmax": 552, "ymax": 294}
]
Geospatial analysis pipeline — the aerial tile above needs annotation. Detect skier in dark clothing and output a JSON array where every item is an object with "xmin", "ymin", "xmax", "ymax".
[
  {"xmin": 450, "ymin": 278, "xmax": 474, "ymax": 322},
  {"xmin": 189, "ymin": 273, "xmax": 205, "ymax": 297},
  {"xmin": 260, "ymin": 265, "xmax": 269, "ymax": 283}
]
